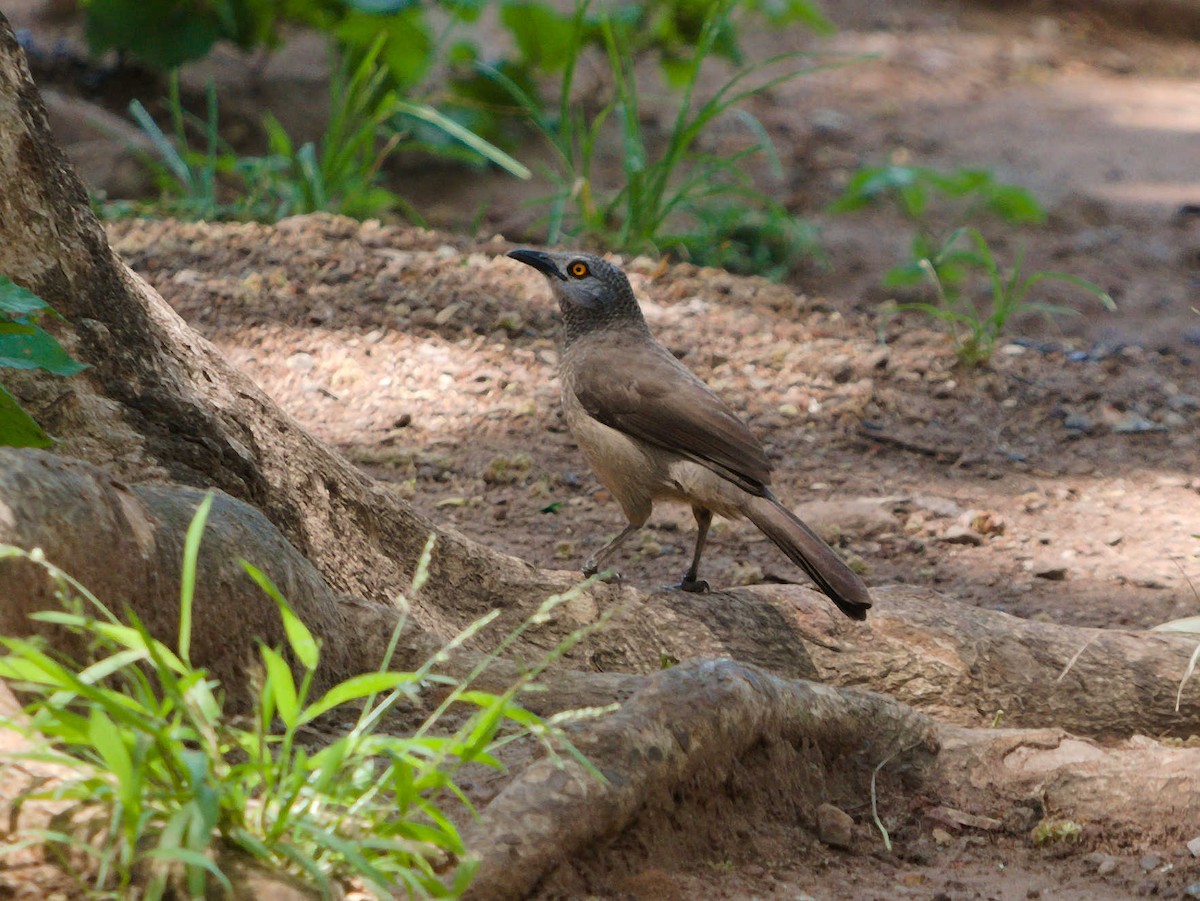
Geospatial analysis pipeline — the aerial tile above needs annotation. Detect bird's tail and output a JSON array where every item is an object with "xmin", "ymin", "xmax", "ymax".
[{"xmin": 744, "ymin": 494, "xmax": 872, "ymax": 620}]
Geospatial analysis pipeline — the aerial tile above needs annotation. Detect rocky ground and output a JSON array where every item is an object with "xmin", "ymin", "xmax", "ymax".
[{"xmin": 6, "ymin": 0, "xmax": 1200, "ymax": 897}]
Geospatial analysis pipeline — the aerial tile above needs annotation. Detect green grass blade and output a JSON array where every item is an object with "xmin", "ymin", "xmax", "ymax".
[
  {"xmin": 394, "ymin": 100, "xmax": 530, "ymax": 179},
  {"xmin": 239, "ymin": 560, "xmax": 320, "ymax": 670},
  {"xmin": 178, "ymin": 492, "xmax": 214, "ymax": 666}
]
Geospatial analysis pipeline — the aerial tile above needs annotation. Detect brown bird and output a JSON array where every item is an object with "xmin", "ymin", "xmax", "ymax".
[{"xmin": 508, "ymin": 248, "xmax": 872, "ymax": 620}]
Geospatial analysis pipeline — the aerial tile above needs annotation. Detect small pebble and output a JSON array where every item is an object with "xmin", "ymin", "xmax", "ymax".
[
  {"xmin": 1063, "ymin": 412, "xmax": 1093, "ymax": 432},
  {"xmin": 816, "ymin": 803, "xmax": 854, "ymax": 850},
  {"xmin": 1140, "ymin": 853, "xmax": 1161, "ymax": 870},
  {"xmin": 1187, "ymin": 836, "xmax": 1200, "ymax": 858},
  {"xmin": 941, "ymin": 525, "xmax": 984, "ymax": 546}
]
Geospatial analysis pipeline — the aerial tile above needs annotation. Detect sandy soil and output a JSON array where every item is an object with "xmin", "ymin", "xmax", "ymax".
[{"xmin": 5, "ymin": 0, "xmax": 1200, "ymax": 897}]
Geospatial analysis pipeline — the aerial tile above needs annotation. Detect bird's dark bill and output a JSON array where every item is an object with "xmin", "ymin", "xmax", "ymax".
[{"xmin": 507, "ymin": 248, "xmax": 566, "ymax": 281}]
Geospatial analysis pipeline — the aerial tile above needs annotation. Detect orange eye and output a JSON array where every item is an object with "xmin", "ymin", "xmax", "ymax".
[{"xmin": 568, "ymin": 261, "xmax": 589, "ymax": 278}]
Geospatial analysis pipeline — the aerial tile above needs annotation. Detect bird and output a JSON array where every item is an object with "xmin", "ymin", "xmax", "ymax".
[{"xmin": 507, "ymin": 248, "xmax": 872, "ymax": 620}]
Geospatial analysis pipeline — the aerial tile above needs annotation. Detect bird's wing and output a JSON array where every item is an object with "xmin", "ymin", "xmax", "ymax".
[{"xmin": 571, "ymin": 337, "xmax": 773, "ymax": 494}]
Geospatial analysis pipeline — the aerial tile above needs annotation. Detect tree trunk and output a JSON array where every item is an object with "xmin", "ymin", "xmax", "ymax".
[{"xmin": 0, "ymin": 17, "xmax": 557, "ymax": 649}]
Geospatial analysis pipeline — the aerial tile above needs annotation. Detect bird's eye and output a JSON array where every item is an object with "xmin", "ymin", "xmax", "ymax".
[{"xmin": 568, "ymin": 261, "xmax": 590, "ymax": 278}]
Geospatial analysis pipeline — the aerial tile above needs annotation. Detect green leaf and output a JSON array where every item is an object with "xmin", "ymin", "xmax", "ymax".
[
  {"xmin": 393, "ymin": 100, "xmax": 531, "ymax": 179},
  {"xmin": 444, "ymin": 0, "xmax": 488, "ymax": 21},
  {"xmin": 986, "ymin": 184, "xmax": 1046, "ymax": 225},
  {"xmin": 345, "ymin": 0, "xmax": 415, "ymax": 11},
  {"xmin": 881, "ymin": 262, "xmax": 927, "ymax": 288},
  {"xmin": 0, "ymin": 276, "xmax": 50, "ymax": 318},
  {"xmin": 88, "ymin": 707, "xmax": 136, "ymax": 809},
  {"xmin": 300, "ymin": 671, "xmax": 422, "ymax": 724},
  {"xmin": 260, "ymin": 646, "xmax": 299, "ymax": 729},
  {"xmin": 240, "ymin": 560, "xmax": 320, "ymax": 670},
  {"xmin": 84, "ymin": 0, "xmax": 222, "ymax": 69},
  {"xmin": 142, "ymin": 846, "xmax": 232, "ymax": 895},
  {"xmin": 754, "ymin": 0, "xmax": 835, "ymax": 33},
  {"xmin": 1024, "ymin": 271, "xmax": 1115, "ymax": 310},
  {"xmin": 179, "ymin": 492, "xmax": 215, "ymax": 666},
  {"xmin": 0, "ymin": 384, "xmax": 53, "ymax": 448},
  {"xmin": 501, "ymin": 0, "xmax": 577, "ymax": 73},
  {"xmin": 335, "ymin": 9, "xmax": 432, "ymax": 89},
  {"xmin": 0, "ymin": 324, "xmax": 86, "ymax": 375}
]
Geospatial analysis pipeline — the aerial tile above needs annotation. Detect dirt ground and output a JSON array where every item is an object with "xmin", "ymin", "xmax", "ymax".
[{"xmin": 7, "ymin": 0, "xmax": 1200, "ymax": 898}]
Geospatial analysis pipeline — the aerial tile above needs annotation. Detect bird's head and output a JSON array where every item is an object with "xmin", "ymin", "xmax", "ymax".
[{"xmin": 507, "ymin": 249, "xmax": 647, "ymax": 345}]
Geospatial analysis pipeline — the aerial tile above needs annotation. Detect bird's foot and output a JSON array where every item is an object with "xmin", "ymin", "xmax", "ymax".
[{"xmin": 663, "ymin": 576, "xmax": 710, "ymax": 593}]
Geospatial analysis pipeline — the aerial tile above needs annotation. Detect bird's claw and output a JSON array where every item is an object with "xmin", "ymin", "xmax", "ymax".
[{"xmin": 660, "ymin": 577, "xmax": 710, "ymax": 593}]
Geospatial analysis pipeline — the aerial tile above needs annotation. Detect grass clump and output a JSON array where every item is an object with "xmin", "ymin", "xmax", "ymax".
[
  {"xmin": 0, "ymin": 494, "xmax": 610, "ymax": 898},
  {"xmin": 890, "ymin": 226, "xmax": 1113, "ymax": 368},
  {"xmin": 490, "ymin": 0, "xmax": 834, "ymax": 272},
  {"xmin": 831, "ymin": 164, "xmax": 1113, "ymax": 367},
  {"xmin": 1031, "ymin": 817, "xmax": 1082, "ymax": 845},
  {"xmin": 120, "ymin": 39, "xmax": 528, "ymax": 224}
]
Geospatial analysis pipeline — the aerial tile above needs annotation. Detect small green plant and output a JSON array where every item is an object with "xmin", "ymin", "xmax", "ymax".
[
  {"xmin": 0, "ymin": 496, "xmax": 610, "ymax": 898},
  {"xmin": 830, "ymin": 164, "xmax": 1046, "ymax": 294},
  {"xmin": 670, "ymin": 202, "xmax": 822, "ymax": 279},
  {"xmin": 128, "ymin": 76, "xmax": 248, "ymax": 221},
  {"xmin": 491, "ymin": 0, "xmax": 833, "ymax": 268},
  {"xmin": 0, "ymin": 277, "xmax": 86, "ymax": 448},
  {"xmin": 1031, "ymin": 817, "xmax": 1082, "ymax": 845},
  {"xmin": 124, "ymin": 41, "xmax": 528, "ymax": 224},
  {"xmin": 889, "ymin": 227, "xmax": 1113, "ymax": 368}
]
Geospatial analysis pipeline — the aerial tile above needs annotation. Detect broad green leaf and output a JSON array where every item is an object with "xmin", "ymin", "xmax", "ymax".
[
  {"xmin": 986, "ymin": 184, "xmax": 1046, "ymax": 224},
  {"xmin": 0, "ymin": 384, "xmax": 52, "ymax": 448},
  {"xmin": 501, "ymin": 1, "xmax": 577, "ymax": 73},
  {"xmin": 84, "ymin": 0, "xmax": 221, "ymax": 69},
  {"xmin": 0, "ymin": 276, "xmax": 49, "ymax": 317},
  {"xmin": 335, "ymin": 9, "xmax": 432, "ymax": 89},
  {"xmin": 0, "ymin": 324, "xmax": 86, "ymax": 375}
]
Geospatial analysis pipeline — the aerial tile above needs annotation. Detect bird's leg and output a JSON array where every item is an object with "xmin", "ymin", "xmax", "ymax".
[
  {"xmin": 583, "ymin": 521, "xmax": 642, "ymax": 582},
  {"xmin": 676, "ymin": 506, "xmax": 713, "ymax": 593}
]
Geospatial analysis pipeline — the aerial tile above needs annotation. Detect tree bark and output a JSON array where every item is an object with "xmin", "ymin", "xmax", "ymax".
[
  {"xmin": 0, "ymin": 17, "xmax": 559, "ymax": 649},
  {"xmin": 6, "ymin": 447, "xmax": 1200, "ymax": 737},
  {"xmin": 462, "ymin": 658, "xmax": 939, "ymax": 901}
]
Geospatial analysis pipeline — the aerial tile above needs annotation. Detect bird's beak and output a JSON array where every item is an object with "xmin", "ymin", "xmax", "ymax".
[{"xmin": 507, "ymin": 248, "xmax": 566, "ymax": 281}]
